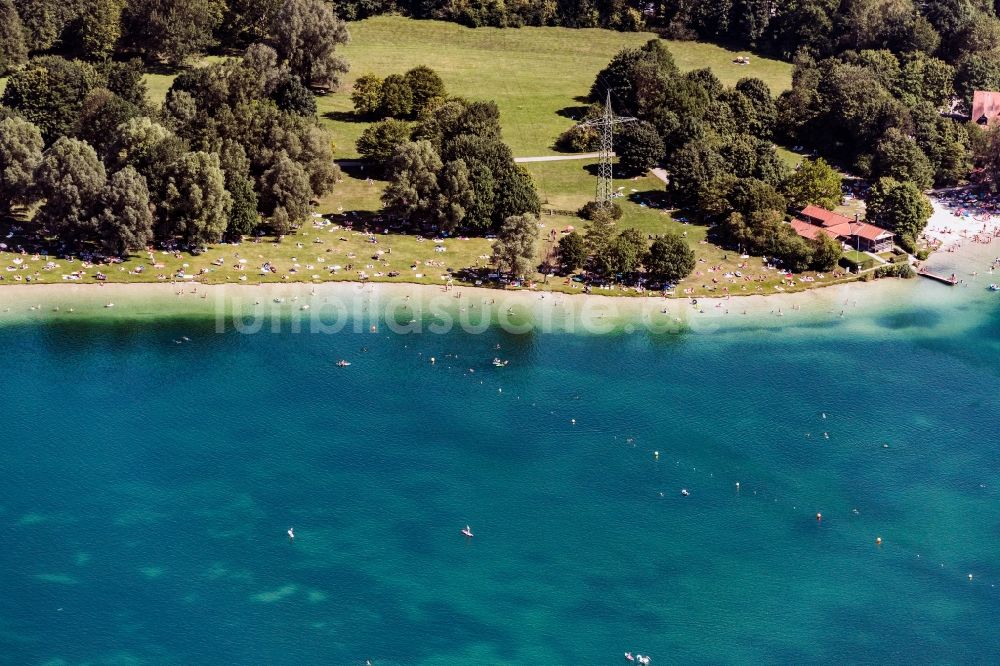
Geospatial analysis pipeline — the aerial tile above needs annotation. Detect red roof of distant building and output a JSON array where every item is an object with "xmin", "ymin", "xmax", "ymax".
[
  {"xmin": 799, "ymin": 204, "xmax": 853, "ymax": 228},
  {"xmin": 851, "ymin": 222, "xmax": 892, "ymax": 241},
  {"xmin": 972, "ymin": 91, "xmax": 1000, "ymax": 126},
  {"xmin": 794, "ymin": 204, "xmax": 893, "ymax": 243},
  {"xmin": 790, "ymin": 219, "xmax": 837, "ymax": 241},
  {"xmin": 823, "ymin": 221, "xmax": 892, "ymax": 241}
]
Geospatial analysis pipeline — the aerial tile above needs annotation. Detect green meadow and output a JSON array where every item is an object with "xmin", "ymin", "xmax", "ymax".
[{"xmin": 2, "ymin": 19, "xmax": 837, "ymax": 298}]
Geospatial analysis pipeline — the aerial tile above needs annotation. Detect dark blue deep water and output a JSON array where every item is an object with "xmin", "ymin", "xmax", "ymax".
[{"xmin": 1, "ymin": 284, "xmax": 999, "ymax": 664}]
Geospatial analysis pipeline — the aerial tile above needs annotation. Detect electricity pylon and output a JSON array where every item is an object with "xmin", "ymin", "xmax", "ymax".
[{"xmin": 577, "ymin": 90, "xmax": 636, "ymax": 208}]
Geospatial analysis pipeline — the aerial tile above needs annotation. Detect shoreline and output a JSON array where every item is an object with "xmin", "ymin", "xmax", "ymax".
[
  {"xmin": 3, "ymin": 206, "xmax": 997, "ymax": 333},
  {"xmin": 0, "ymin": 268, "xmax": 989, "ymax": 335}
]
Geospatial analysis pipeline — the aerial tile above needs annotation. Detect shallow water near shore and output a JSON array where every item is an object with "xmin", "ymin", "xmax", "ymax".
[{"xmin": 1, "ymin": 275, "xmax": 999, "ymax": 664}]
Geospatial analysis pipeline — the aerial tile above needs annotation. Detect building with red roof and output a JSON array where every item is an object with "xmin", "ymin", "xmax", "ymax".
[{"xmin": 791, "ymin": 205, "xmax": 894, "ymax": 252}]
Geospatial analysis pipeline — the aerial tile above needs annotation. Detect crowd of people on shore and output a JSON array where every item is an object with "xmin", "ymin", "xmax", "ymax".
[{"xmin": 928, "ymin": 193, "xmax": 1000, "ymax": 253}]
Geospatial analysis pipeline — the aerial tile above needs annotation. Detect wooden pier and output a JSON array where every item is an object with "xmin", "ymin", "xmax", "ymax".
[{"xmin": 917, "ymin": 269, "xmax": 958, "ymax": 285}]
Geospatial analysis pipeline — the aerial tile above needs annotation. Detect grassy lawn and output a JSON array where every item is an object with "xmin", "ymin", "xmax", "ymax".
[
  {"xmin": 776, "ymin": 145, "xmax": 807, "ymax": 169},
  {"xmin": 0, "ymin": 20, "xmax": 837, "ymax": 299},
  {"xmin": 1, "ymin": 160, "xmax": 855, "ymax": 297},
  {"xmin": 321, "ymin": 17, "xmax": 793, "ymax": 158},
  {"xmin": 143, "ymin": 55, "xmax": 226, "ymax": 106},
  {"xmin": 131, "ymin": 17, "xmax": 793, "ymax": 158}
]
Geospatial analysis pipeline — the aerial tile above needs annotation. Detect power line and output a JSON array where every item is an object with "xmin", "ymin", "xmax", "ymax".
[{"xmin": 577, "ymin": 90, "xmax": 636, "ymax": 208}]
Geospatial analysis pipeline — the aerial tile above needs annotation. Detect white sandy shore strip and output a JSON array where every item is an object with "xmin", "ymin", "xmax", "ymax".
[
  {"xmin": 924, "ymin": 197, "xmax": 1000, "ymax": 249},
  {"xmin": 1, "ymin": 226, "xmax": 996, "ymax": 333},
  {"xmin": 0, "ymin": 273, "xmax": 948, "ymax": 335}
]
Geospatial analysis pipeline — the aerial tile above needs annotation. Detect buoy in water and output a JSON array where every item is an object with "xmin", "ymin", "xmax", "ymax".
[
  {"xmin": 969, "ymin": 573, "xmax": 974, "ymax": 581},
  {"xmin": 876, "ymin": 537, "xmax": 883, "ymax": 546},
  {"xmin": 654, "ymin": 451, "xmax": 659, "ymax": 460},
  {"xmin": 816, "ymin": 513, "xmax": 822, "ymax": 521}
]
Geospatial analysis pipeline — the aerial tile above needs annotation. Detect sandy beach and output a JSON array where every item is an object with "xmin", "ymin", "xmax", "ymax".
[
  {"xmin": 3, "ymin": 201, "xmax": 998, "ymax": 334},
  {"xmin": 920, "ymin": 196, "xmax": 1000, "ymax": 280},
  {"xmin": 0, "ymin": 258, "xmax": 993, "ymax": 336}
]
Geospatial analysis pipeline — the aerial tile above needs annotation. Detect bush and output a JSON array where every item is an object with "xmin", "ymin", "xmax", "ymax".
[
  {"xmin": 356, "ymin": 118, "xmax": 412, "ymax": 166},
  {"xmin": 555, "ymin": 125, "xmax": 598, "ymax": 152},
  {"xmin": 579, "ymin": 200, "xmax": 622, "ymax": 220},
  {"xmin": 896, "ymin": 232, "xmax": 917, "ymax": 254},
  {"xmin": 875, "ymin": 263, "xmax": 916, "ymax": 279},
  {"xmin": 916, "ymin": 248, "xmax": 930, "ymax": 261}
]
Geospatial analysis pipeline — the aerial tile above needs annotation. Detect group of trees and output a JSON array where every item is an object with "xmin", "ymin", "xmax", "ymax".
[
  {"xmin": 777, "ymin": 50, "xmax": 971, "ymax": 189},
  {"xmin": 573, "ymin": 35, "xmax": 949, "ymax": 267},
  {"xmin": 366, "ymin": 98, "xmax": 540, "ymax": 235},
  {"xmin": 351, "ymin": 66, "xmax": 447, "ymax": 119},
  {"xmin": 325, "ymin": 0, "xmax": 644, "ymax": 30},
  {"xmin": 0, "ymin": 14, "xmax": 346, "ymax": 256},
  {"xmin": 0, "ymin": 115, "xmax": 157, "ymax": 256},
  {"xmin": 566, "ymin": 40, "xmax": 839, "ymax": 270},
  {"xmin": 0, "ymin": 0, "xmax": 349, "ymax": 86},
  {"xmin": 775, "ymin": 50, "xmax": 955, "ymax": 248},
  {"xmin": 214, "ymin": 0, "xmax": 1000, "ymax": 73},
  {"xmin": 557, "ymin": 209, "xmax": 695, "ymax": 284}
]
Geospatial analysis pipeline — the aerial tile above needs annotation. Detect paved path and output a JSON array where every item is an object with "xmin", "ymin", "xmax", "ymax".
[
  {"xmin": 649, "ymin": 167, "xmax": 669, "ymax": 184},
  {"xmin": 513, "ymin": 152, "xmax": 608, "ymax": 163},
  {"xmin": 339, "ymin": 152, "xmax": 611, "ymax": 166}
]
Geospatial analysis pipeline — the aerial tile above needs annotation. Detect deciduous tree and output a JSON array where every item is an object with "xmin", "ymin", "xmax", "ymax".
[
  {"xmin": 96, "ymin": 166, "xmax": 154, "ymax": 256},
  {"xmin": 269, "ymin": 0, "xmax": 349, "ymax": 89},
  {"xmin": 782, "ymin": 157, "xmax": 842, "ymax": 210},
  {"xmin": 1, "ymin": 57, "xmax": 100, "ymax": 144},
  {"xmin": 73, "ymin": 89, "xmax": 139, "ymax": 158},
  {"xmin": 437, "ymin": 158, "xmax": 474, "ymax": 232},
  {"xmin": 607, "ymin": 227, "xmax": 647, "ymax": 275},
  {"xmin": 872, "ymin": 127, "xmax": 934, "ymax": 190},
  {"xmin": 379, "ymin": 73, "xmax": 414, "ymax": 118},
  {"xmin": 0, "ymin": 0, "xmax": 27, "ymax": 75},
  {"xmin": 492, "ymin": 213, "xmax": 539, "ymax": 278},
  {"xmin": 122, "ymin": 0, "xmax": 226, "ymax": 65},
  {"xmin": 810, "ymin": 231, "xmax": 843, "ymax": 271},
  {"xmin": 866, "ymin": 176, "xmax": 932, "ymax": 241},
  {"xmin": 645, "ymin": 233, "xmax": 695, "ymax": 283},
  {"xmin": 404, "ymin": 66, "xmax": 446, "ymax": 114},
  {"xmin": 356, "ymin": 118, "xmax": 412, "ymax": 166},
  {"xmin": 34, "ymin": 137, "xmax": 107, "ymax": 238},
  {"xmin": 73, "ymin": 0, "xmax": 126, "ymax": 60},
  {"xmin": 160, "ymin": 150, "xmax": 232, "ymax": 246},
  {"xmin": 382, "ymin": 140, "xmax": 442, "ymax": 224},
  {"xmin": 557, "ymin": 230, "xmax": 588, "ymax": 271},
  {"xmin": 0, "ymin": 116, "xmax": 43, "ymax": 215},
  {"xmin": 351, "ymin": 73, "xmax": 383, "ymax": 117},
  {"xmin": 616, "ymin": 121, "xmax": 664, "ymax": 175},
  {"xmin": 260, "ymin": 151, "xmax": 312, "ymax": 233}
]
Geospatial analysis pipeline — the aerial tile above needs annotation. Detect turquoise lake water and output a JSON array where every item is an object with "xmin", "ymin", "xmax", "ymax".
[{"xmin": 1, "ymin": 282, "xmax": 999, "ymax": 664}]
